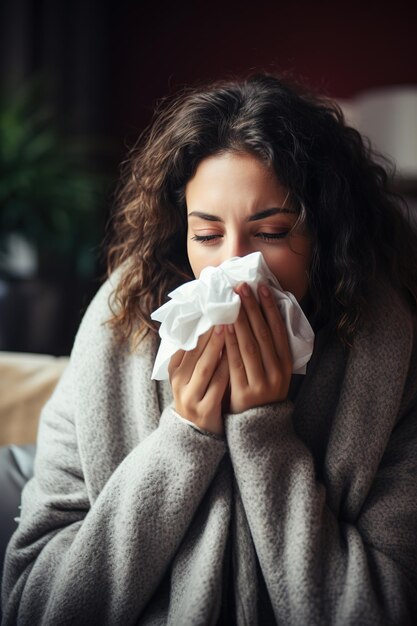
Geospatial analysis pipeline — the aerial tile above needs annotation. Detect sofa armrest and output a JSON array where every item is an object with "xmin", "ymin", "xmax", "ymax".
[{"xmin": 0, "ymin": 352, "xmax": 69, "ymax": 446}]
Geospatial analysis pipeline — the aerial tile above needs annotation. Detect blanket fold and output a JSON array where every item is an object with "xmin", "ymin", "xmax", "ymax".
[{"xmin": 2, "ymin": 274, "xmax": 417, "ymax": 625}]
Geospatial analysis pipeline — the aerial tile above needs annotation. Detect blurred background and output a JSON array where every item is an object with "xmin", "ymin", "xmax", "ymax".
[{"xmin": 1, "ymin": 0, "xmax": 416, "ymax": 356}]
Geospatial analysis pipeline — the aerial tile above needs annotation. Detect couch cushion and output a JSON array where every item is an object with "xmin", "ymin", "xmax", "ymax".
[
  {"xmin": 0, "ymin": 444, "xmax": 36, "ymax": 618},
  {"xmin": 0, "ymin": 352, "xmax": 69, "ymax": 445}
]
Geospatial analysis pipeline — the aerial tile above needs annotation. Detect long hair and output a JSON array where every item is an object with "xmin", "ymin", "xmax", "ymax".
[{"xmin": 107, "ymin": 73, "xmax": 417, "ymax": 346}]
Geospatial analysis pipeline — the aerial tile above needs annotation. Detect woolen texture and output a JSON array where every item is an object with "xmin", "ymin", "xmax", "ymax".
[{"xmin": 2, "ymin": 274, "xmax": 417, "ymax": 625}]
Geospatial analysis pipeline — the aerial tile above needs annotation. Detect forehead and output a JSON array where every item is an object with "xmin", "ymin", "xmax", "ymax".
[{"xmin": 185, "ymin": 152, "xmax": 289, "ymax": 212}]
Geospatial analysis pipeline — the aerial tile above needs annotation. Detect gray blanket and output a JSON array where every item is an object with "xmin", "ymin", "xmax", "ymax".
[{"xmin": 2, "ymin": 275, "xmax": 417, "ymax": 625}]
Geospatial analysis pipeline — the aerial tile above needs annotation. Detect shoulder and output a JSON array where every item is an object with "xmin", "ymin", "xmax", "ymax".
[
  {"xmin": 62, "ymin": 268, "xmax": 158, "ymax": 402},
  {"xmin": 40, "ymin": 269, "xmax": 162, "ymax": 462},
  {"xmin": 356, "ymin": 279, "xmax": 415, "ymax": 368},
  {"xmin": 364, "ymin": 278, "xmax": 417, "ymax": 417},
  {"xmin": 72, "ymin": 268, "xmax": 122, "ymax": 354},
  {"xmin": 71, "ymin": 266, "xmax": 154, "ymax": 355}
]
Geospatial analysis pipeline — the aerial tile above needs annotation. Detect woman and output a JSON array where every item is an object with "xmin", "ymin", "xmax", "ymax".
[{"xmin": 2, "ymin": 74, "xmax": 417, "ymax": 625}]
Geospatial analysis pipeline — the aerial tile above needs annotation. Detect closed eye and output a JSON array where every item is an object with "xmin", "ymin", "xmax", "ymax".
[
  {"xmin": 191, "ymin": 234, "xmax": 222, "ymax": 242},
  {"xmin": 191, "ymin": 232, "xmax": 289, "ymax": 244},
  {"xmin": 255, "ymin": 232, "xmax": 289, "ymax": 240}
]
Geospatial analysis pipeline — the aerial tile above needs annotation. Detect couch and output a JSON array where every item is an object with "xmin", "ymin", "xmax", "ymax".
[{"xmin": 0, "ymin": 351, "xmax": 69, "ymax": 616}]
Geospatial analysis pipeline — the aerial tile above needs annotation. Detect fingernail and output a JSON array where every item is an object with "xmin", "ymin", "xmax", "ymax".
[
  {"xmin": 260, "ymin": 284, "xmax": 270, "ymax": 297},
  {"xmin": 227, "ymin": 324, "xmax": 235, "ymax": 334},
  {"xmin": 241, "ymin": 283, "xmax": 250, "ymax": 297},
  {"xmin": 214, "ymin": 325, "xmax": 223, "ymax": 335}
]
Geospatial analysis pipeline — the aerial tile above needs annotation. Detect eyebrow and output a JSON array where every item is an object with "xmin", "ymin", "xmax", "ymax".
[{"xmin": 187, "ymin": 207, "xmax": 297, "ymax": 223}]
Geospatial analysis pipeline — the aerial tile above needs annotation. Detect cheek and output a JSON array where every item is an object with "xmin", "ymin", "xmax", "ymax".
[
  {"xmin": 263, "ymin": 241, "xmax": 311, "ymax": 300},
  {"xmin": 186, "ymin": 234, "xmax": 206, "ymax": 279},
  {"xmin": 188, "ymin": 258, "xmax": 201, "ymax": 279},
  {"xmin": 187, "ymin": 226, "xmax": 226, "ymax": 278},
  {"xmin": 186, "ymin": 229, "xmax": 197, "ymax": 277}
]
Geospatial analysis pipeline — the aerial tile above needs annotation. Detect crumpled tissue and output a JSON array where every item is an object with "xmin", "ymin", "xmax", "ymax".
[{"xmin": 151, "ymin": 251, "xmax": 314, "ymax": 380}]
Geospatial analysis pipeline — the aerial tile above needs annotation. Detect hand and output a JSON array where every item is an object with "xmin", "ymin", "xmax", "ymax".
[
  {"xmin": 224, "ymin": 283, "xmax": 292, "ymax": 414},
  {"xmin": 168, "ymin": 327, "xmax": 229, "ymax": 436}
]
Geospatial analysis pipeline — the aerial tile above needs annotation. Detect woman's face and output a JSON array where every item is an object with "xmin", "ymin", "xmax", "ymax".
[{"xmin": 186, "ymin": 151, "xmax": 311, "ymax": 302}]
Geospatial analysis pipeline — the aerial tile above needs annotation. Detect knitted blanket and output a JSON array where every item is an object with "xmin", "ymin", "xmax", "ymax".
[{"xmin": 2, "ymin": 275, "xmax": 417, "ymax": 625}]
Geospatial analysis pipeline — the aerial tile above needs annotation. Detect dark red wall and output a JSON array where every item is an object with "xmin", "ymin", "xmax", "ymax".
[{"xmin": 109, "ymin": 0, "xmax": 417, "ymax": 144}]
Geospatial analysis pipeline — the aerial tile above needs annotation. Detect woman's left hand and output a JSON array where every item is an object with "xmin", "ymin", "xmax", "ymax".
[{"xmin": 224, "ymin": 282, "xmax": 292, "ymax": 414}]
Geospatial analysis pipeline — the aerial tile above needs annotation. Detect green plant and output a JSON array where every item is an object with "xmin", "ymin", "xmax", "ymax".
[{"xmin": 0, "ymin": 78, "xmax": 107, "ymax": 278}]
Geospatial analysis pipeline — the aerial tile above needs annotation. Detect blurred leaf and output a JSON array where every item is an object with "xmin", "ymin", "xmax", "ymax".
[{"xmin": 0, "ymin": 76, "xmax": 109, "ymax": 277}]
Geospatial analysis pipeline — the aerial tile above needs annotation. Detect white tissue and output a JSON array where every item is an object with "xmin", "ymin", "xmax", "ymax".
[{"xmin": 151, "ymin": 252, "xmax": 314, "ymax": 380}]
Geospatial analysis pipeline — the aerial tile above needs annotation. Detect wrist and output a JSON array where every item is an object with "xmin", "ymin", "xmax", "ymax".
[{"xmin": 172, "ymin": 409, "xmax": 225, "ymax": 440}]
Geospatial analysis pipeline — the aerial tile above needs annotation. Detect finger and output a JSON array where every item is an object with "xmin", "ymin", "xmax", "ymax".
[
  {"xmin": 168, "ymin": 349, "xmax": 185, "ymax": 381},
  {"xmin": 232, "ymin": 284, "xmax": 268, "ymax": 385},
  {"xmin": 258, "ymin": 283, "xmax": 292, "ymax": 371},
  {"xmin": 203, "ymin": 348, "xmax": 230, "ymax": 409},
  {"xmin": 190, "ymin": 326, "xmax": 226, "ymax": 400},
  {"xmin": 175, "ymin": 328, "xmax": 214, "ymax": 384},
  {"xmin": 224, "ymin": 318, "xmax": 248, "ymax": 389},
  {"xmin": 236, "ymin": 286, "xmax": 279, "ymax": 354}
]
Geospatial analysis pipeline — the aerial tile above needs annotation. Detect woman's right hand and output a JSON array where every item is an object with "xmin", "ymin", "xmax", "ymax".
[{"xmin": 168, "ymin": 326, "xmax": 229, "ymax": 436}]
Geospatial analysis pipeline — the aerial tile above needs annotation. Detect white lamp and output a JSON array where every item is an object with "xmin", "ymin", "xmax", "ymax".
[{"xmin": 343, "ymin": 86, "xmax": 417, "ymax": 181}]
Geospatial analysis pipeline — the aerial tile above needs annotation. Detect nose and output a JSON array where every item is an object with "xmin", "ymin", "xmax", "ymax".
[{"xmin": 225, "ymin": 235, "xmax": 251, "ymax": 260}]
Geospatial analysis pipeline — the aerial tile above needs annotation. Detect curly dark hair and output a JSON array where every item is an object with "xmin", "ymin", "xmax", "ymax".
[{"xmin": 107, "ymin": 73, "xmax": 417, "ymax": 346}]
